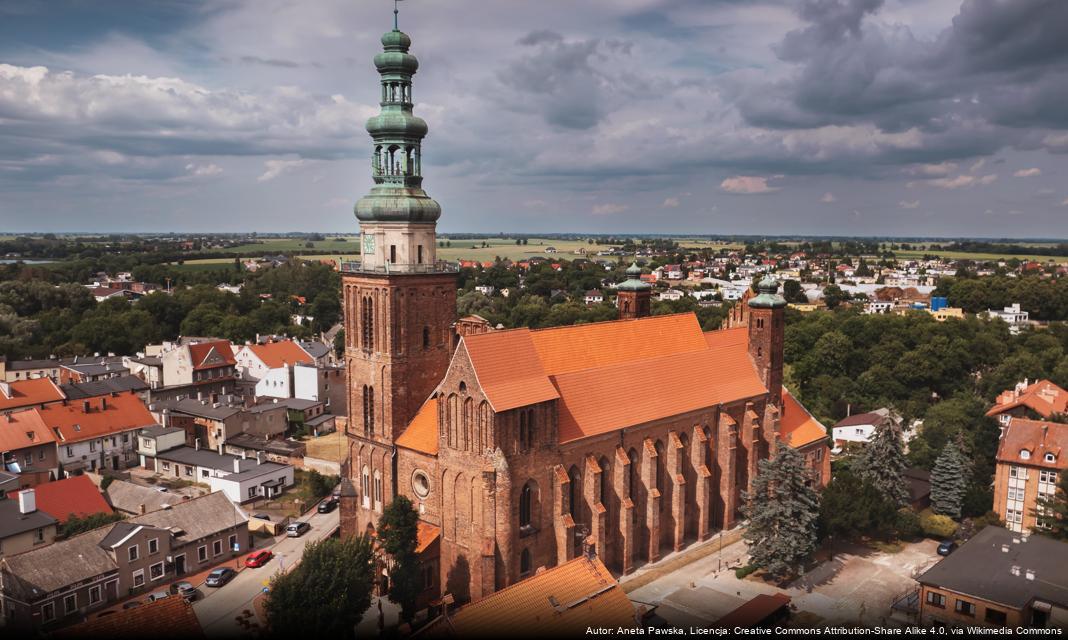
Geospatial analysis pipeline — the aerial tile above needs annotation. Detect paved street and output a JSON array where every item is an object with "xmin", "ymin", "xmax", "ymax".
[{"xmin": 194, "ymin": 507, "xmax": 340, "ymax": 637}]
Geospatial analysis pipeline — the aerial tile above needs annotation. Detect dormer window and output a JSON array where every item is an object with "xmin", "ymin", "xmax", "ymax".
[
  {"xmin": 1045, "ymin": 453, "xmax": 1056, "ymax": 463},
  {"xmin": 1020, "ymin": 450, "xmax": 1030, "ymax": 460}
]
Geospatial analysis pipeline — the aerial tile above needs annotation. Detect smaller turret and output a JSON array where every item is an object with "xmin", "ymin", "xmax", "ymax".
[{"xmin": 617, "ymin": 262, "xmax": 652, "ymax": 320}]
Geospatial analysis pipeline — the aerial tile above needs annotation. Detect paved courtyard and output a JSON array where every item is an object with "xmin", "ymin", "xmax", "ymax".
[{"xmin": 622, "ymin": 536, "xmax": 941, "ymax": 627}]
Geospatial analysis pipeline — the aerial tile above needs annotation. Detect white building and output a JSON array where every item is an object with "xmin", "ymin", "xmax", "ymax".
[
  {"xmin": 140, "ymin": 438, "xmax": 294, "ymax": 504},
  {"xmin": 984, "ymin": 303, "xmax": 1030, "ymax": 334},
  {"xmin": 865, "ymin": 301, "xmax": 894, "ymax": 315}
]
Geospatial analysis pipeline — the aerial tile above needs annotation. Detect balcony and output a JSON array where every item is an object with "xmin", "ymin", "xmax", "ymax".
[{"xmin": 340, "ymin": 261, "xmax": 458, "ymax": 275}]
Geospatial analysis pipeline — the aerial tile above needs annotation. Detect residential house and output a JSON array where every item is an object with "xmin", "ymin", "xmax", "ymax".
[
  {"xmin": 296, "ymin": 340, "xmax": 333, "ymax": 366},
  {"xmin": 474, "ymin": 285, "xmax": 495, "ymax": 296},
  {"xmin": 160, "ymin": 340, "xmax": 237, "ymax": 387},
  {"xmin": 0, "ymin": 410, "xmax": 59, "ymax": 488},
  {"xmin": 140, "ymin": 436, "xmax": 294, "ymax": 504},
  {"xmin": 121, "ymin": 355, "xmax": 165, "ymax": 389},
  {"xmin": 233, "ymin": 340, "xmax": 314, "ymax": 382},
  {"xmin": 292, "ymin": 363, "xmax": 347, "ymax": 415},
  {"xmin": 42, "ymin": 392, "xmax": 156, "ymax": 475},
  {"xmin": 223, "ymin": 432, "xmax": 306, "ymax": 466},
  {"xmin": 103, "ymin": 479, "xmax": 181, "ymax": 517},
  {"xmin": 984, "ymin": 303, "xmax": 1030, "ymax": 334},
  {"xmin": 865, "ymin": 301, "xmax": 894, "ymax": 315},
  {"xmin": 59, "ymin": 376, "xmax": 149, "ymax": 402},
  {"xmin": 59, "ymin": 359, "xmax": 129, "ymax": 385},
  {"xmin": 2, "ymin": 359, "xmax": 61, "ymax": 383},
  {"xmin": 416, "ymin": 554, "xmax": 635, "ymax": 637},
  {"xmin": 583, "ymin": 290, "xmax": 604, "ymax": 306},
  {"xmin": 0, "ymin": 491, "xmax": 249, "ymax": 631},
  {"xmin": 986, "ymin": 379, "xmax": 1067, "ymax": 426},
  {"xmin": 5, "ymin": 475, "xmax": 112, "ymax": 525},
  {"xmin": 658, "ymin": 289, "xmax": 685, "ymax": 302},
  {"xmin": 916, "ymin": 526, "xmax": 1067, "ymax": 629},
  {"xmin": 0, "ymin": 379, "xmax": 65, "ymax": 415},
  {"xmin": 831, "ymin": 408, "xmax": 907, "ymax": 451},
  {"xmin": 0, "ymin": 490, "xmax": 57, "ymax": 560},
  {"xmin": 992, "ymin": 417, "xmax": 1066, "ymax": 533},
  {"xmin": 149, "ymin": 394, "xmax": 287, "ymax": 451}
]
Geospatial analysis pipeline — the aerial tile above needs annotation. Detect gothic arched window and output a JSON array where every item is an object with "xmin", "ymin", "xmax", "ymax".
[
  {"xmin": 520, "ymin": 482, "xmax": 534, "ymax": 529},
  {"xmin": 520, "ymin": 548, "xmax": 532, "ymax": 575}
]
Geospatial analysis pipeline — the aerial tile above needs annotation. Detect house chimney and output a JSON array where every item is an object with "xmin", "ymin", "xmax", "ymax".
[
  {"xmin": 17, "ymin": 489, "xmax": 36, "ymax": 514},
  {"xmin": 233, "ymin": 458, "xmax": 241, "ymax": 473},
  {"xmin": 241, "ymin": 450, "xmax": 247, "ymax": 460},
  {"xmin": 218, "ymin": 443, "xmax": 224, "ymax": 455},
  {"xmin": 194, "ymin": 438, "xmax": 200, "ymax": 451},
  {"xmin": 256, "ymin": 451, "xmax": 263, "ymax": 465},
  {"xmin": 139, "ymin": 503, "xmax": 147, "ymax": 515}
]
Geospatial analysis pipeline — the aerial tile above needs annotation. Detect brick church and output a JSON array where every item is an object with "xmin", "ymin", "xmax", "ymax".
[{"xmin": 338, "ymin": 19, "xmax": 829, "ymax": 606}]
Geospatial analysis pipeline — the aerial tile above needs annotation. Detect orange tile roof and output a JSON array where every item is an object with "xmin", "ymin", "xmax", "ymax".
[
  {"xmin": 780, "ymin": 388, "xmax": 828, "ymax": 448},
  {"xmin": 416, "ymin": 522, "xmax": 440, "ymax": 555},
  {"xmin": 461, "ymin": 330, "xmax": 560, "ymax": 412},
  {"xmin": 0, "ymin": 409, "xmax": 55, "ymax": 452},
  {"xmin": 7, "ymin": 474, "xmax": 113, "ymax": 523},
  {"xmin": 187, "ymin": 340, "xmax": 236, "ymax": 371},
  {"xmin": 397, "ymin": 397, "xmax": 439, "ymax": 455},
  {"xmin": 38, "ymin": 392, "xmax": 156, "ymax": 444},
  {"xmin": 0, "ymin": 378, "xmax": 64, "ymax": 411},
  {"xmin": 56, "ymin": 594, "xmax": 204, "ymax": 639},
  {"xmin": 429, "ymin": 555, "xmax": 635, "ymax": 637},
  {"xmin": 997, "ymin": 418, "xmax": 1068, "ymax": 470},
  {"xmin": 553, "ymin": 339, "xmax": 766, "ymax": 443},
  {"xmin": 987, "ymin": 379, "xmax": 1068, "ymax": 419},
  {"xmin": 248, "ymin": 340, "xmax": 313, "ymax": 369},
  {"xmin": 530, "ymin": 313, "xmax": 708, "ymax": 376}
]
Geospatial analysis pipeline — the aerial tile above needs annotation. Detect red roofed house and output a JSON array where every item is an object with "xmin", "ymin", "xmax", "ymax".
[
  {"xmin": 992, "ymin": 417, "xmax": 1067, "ymax": 533},
  {"xmin": 0, "ymin": 409, "xmax": 59, "ymax": 488},
  {"xmin": 7, "ymin": 474, "xmax": 112, "ymax": 524},
  {"xmin": 41, "ymin": 391, "xmax": 157, "ymax": 475},
  {"xmin": 987, "ymin": 379, "xmax": 1068, "ymax": 426},
  {"xmin": 0, "ymin": 378, "xmax": 65, "ymax": 414},
  {"xmin": 780, "ymin": 389, "xmax": 830, "ymax": 488},
  {"xmin": 161, "ymin": 340, "xmax": 237, "ymax": 387},
  {"xmin": 233, "ymin": 340, "xmax": 315, "ymax": 381},
  {"xmin": 338, "ymin": 26, "xmax": 821, "ymax": 612}
]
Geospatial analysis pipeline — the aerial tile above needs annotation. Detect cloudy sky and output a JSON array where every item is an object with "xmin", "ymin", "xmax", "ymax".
[{"xmin": 1, "ymin": 0, "xmax": 1067, "ymax": 237}]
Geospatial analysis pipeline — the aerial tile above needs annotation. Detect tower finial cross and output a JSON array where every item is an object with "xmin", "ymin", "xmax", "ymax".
[{"xmin": 394, "ymin": 0, "xmax": 402, "ymax": 30}]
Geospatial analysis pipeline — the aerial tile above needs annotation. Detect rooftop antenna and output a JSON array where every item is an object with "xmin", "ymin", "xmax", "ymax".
[{"xmin": 393, "ymin": 0, "xmax": 403, "ymax": 30}]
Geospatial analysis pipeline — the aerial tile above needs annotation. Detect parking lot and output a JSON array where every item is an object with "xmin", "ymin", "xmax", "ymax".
[{"xmin": 624, "ymin": 537, "xmax": 942, "ymax": 627}]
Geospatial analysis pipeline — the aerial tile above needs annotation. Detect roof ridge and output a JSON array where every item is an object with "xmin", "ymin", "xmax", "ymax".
[{"xmin": 528, "ymin": 312, "xmax": 694, "ymax": 335}]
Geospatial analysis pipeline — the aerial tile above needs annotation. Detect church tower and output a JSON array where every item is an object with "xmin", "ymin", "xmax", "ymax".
[
  {"xmin": 616, "ymin": 262, "xmax": 652, "ymax": 320},
  {"xmin": 746, "ymin": 276, "xmax": 786, "ymax": 406},
  {"xmin": 342, "ymin": 17, "xmax": 456, "ymax": 537}
]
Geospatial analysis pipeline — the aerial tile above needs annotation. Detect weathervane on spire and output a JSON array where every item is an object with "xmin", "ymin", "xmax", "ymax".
[{"xmin": 393, "ymin": 0, "xmax": 403, "ymax": 30}]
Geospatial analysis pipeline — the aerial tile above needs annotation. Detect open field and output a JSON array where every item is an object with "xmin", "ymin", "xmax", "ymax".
[
  {"xmin": 895, "ymin": 249, "xmax": 1065, "ymax": 262},
  {"xmin": 304, "ymin": 430, "xmax": 346, "ymax": 463}
]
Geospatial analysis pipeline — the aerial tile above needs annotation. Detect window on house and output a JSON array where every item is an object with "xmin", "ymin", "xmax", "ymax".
[
  {"xmin": 132, "ymin": 570, "xmax": 145, "ymax": 588},
  {"xmin": 954, "ymin": 599, "xmax": 975, "ymax": 616},
  {"xmin": 35, "ymin": 528, "xmax": 45, "ymax": 543},
  {"xmin": 390, "ymin": 245, "xmax": 397, "ymax": 263},
  {"xmin": 162, "ymin": 462, "xmax": 171, "ymax": 471},
  {"xmin": 24, "ymin": 453, "xmax": 32, "ymax": 468},
  {"xmin": 149, "ymin": 562, "xmax": 164, "ymax": 581},
  {"xmin": 88, "ymin": 585, "xmax": 101, "ymax": 605},
  {"xmin": 213, "ymin": 540, "xmax": 223, "ymax": 556},
  {"xmin": 984, "ymin": 608, "xmax": 1007, "ymax": 626},
  {"xmin": 128, "ymin": 545, "xmax": 139, "ymax": 562},
  {"xmin": 925, "ymin": 592, "xmax": 945, "ymax": 608},
  {"xmin": 66, "ymin": 446, "xmax": 73, "ymax": 457},
  {"xmin": 148, "ymin": 538, "xmax": 159, "ymax": 554},
  {"xmin": 41, "ymin": 602, "xmax": 55, "ymax": 622},
  {"xmin": 417, "ymin": 245, "xmax": 423, "ymax": 264},
  {"xmin": 197, "ymin": 546, "xmax": 208, "ymax": 562},
  {"xmin": 229, "ymin": 534, "xmax": 238, "ymax": 552},
  {"xmin": 63, "ymin": 594, "xmax": 76, "ymax": 614}
]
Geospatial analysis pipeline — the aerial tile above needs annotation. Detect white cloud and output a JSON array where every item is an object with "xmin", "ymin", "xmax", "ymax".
[
  {"xmin": 185, "ymin": 162, "xmax": 223, "ymax": 177},
  {"xmin": 1013, "ymin": 168, "xmax": 1041, "ymax": 178},
  {"xmin": 820, "ymin": 192, "xmax": 836, "ymax": 203},
  {"xmin": 591, "ymin": 203, "xmax": 627, "ymax": 215},
  {"xmin": 662, "ymin": 197, "xmax": 680, "ymax": 208},
  {"xmin": 899, "ymin": 200, "xmax": 920, "ymax": 209},
  {"xmin": 969, "ymin": 158, "xmax": 986, "ymax": 173},
  {"xmin": 903, "ymin": 162, "xmax": 957, "ymax": 177},
  {"xmin": 908, "ymin": 174, "xmax": 998, "ymax": 189},
  {"xmin": 257, "ymin": 159, "xmax": 305, "ymax": 182},
  {"xmin": 720, "ymin": 176, "xmax": 779, "ymax": 194}
]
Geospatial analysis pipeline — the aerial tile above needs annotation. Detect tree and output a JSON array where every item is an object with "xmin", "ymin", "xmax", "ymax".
[
  {"xmin": 265, "ymin": 535, "xmax": 375, "ymax": 639},
  {"xmin": 59, "ymin": 512, "xmax": 126, "ymax": 538},
  {"xmin": 378, "ymin": 496, "xmax": 422, "ymax": 622},
  {"xmin": 742, "ymin": 443, "xmax": 821, "ymax": 580},
  {"xmin": 930, "ymin": 439, "xmax": 969, "ymax": 519},
  {"xmin": 1035, "ymin": 472, "xmax": 1068, "ymax": 540},
  {"xmin": 818, "ymin": 469, "xmax": 898, "ymax": 539},
  {"xmin": 856, "ymin": 418, "xmax": 909, "ymax": 507},
  {"xmin": 823, "ymin": 284, "xmax": 847, "ymax": 309}
]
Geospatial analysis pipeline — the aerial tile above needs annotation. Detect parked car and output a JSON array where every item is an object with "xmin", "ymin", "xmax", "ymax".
[
  {"xmin": 286, "ymin": 521, "xmax": 311, "ymax": 537},
  {"xmin": 121, "ymin": 601, "xmax": 142, "ymax": 610},
  {"xmin": 252, "ymin": 513, "xmax": 271, "ymax": 521},
  {"xmin": 317, "ymin": 496, "xmax": 339, "ymax": 513},
  {"xmin": 145, "ymin": 591, "xmax": 170, "ymax": 603},
  {"xmin": 154, "ymin": 486, "xmax": 169, "ymax": 493},
  {"xmin": 171, "ymin": 581, "xmax": 197, "ymax": 602},
  {"xmin": 937, "ymin": 540, "xmax": 958, "ymax": 556},
  {"xmin": 245, "ymin": 549, "xmax": 273, "ymax": 568},
  {"xmin": 205, "ymin": 567, "xmax": 236, "ymax": 588}
]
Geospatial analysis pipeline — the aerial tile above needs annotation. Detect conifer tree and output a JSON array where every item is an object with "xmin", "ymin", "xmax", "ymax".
[
  {"xmin": 743, "ymin": 443, "xmax": 821, "ymax": 580},
  {"xmin": 857, "ymin": 416, "xmax": 909, "ymax": 507},
  {"xmin": 1035, "ymin": 472, "xmax": 1068, "ymax": 540},
  {"xmin": 931, "ymin": 439, "xmax": 969, "ymax": 519},
  {"xmin": 378, "ymin": 495, "xmax": 422, "ymax": 622}
]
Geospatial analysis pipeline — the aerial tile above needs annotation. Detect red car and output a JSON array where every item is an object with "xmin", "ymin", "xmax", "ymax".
[{"xmin": 245, "ymin": 550, "xmax": 273, "ymax": 568}]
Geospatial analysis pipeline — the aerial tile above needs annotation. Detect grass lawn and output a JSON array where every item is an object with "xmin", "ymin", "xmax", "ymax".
[
  {"xmin": 894, "ymin": 249, "xmax": 1065, "ymax": 262},
  {"xmin": 304, "ymin": 430, "xmax": 346, "ymax": 463}
]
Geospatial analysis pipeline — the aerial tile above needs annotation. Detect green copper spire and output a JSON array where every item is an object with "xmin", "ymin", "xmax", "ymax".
[
  {"xmin": 748, "ymin": 275, "xmax": 787, "ymax": 309},
  {"xmin": 354, "ymin": 17, "xmax": 441, "ymax": 223},
  {"xmin": 618, "ymin": 262, "xmax": 651, "ymax": 291}
]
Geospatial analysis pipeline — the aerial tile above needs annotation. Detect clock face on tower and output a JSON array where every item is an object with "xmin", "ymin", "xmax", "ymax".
[{"xmin": 362, "ymin": 233, "xmax": 376, "ymax": 256}]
